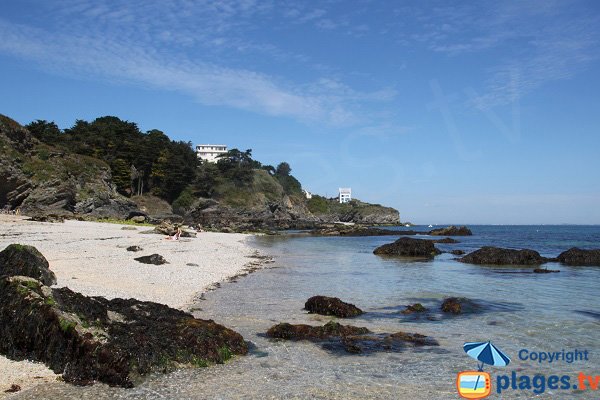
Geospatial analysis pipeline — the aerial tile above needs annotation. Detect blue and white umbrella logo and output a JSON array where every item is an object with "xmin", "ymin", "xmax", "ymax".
[{"xmin": 463, "ymin": 341, "xmax": 511, "ymax": 371}]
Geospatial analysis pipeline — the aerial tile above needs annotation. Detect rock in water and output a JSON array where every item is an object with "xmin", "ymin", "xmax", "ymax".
[
  {"xmin": 134, "ymin": 254, "xmax": 168, "ymax": 265},
  {"xmin": 373, "ymin": 237, "xmax": 441, "ymax": 257},
  {"xmin": 428, "ymin": 226, "xmax": 472, "ymax": 236},
  {"xmin": 0, "ymin": 244, "xmax": 57, "ymax": 286},
  {"xmin": 434, "ymin": 237, "xmax": 459, "ymax": 244},
  {"xmin": 441, "ymin": 297, "xmax": 481, "ymax": 314},
  {"xmin": 267, "ymin": 321, "xmax": 370, "ymax": 340},
  {"xmin": 304, "ymin": 296, "xmax": 364, "ymax": 318},
  {"xmin": 460, "ymin": 246, "xmax": 548, "ymax": 265},
  {"xmin": 401, "ymin": 303, "xmax": 428, "ymax": 314},
  {"xmin": 557, "ymin": 248, "xmax": 600, "ymax": 266},
  {"xmin": 450, "ymin": 249, "xmax": 465, "ymax": 255},
  {"xmin": 0, "ymin": 276, "xmax": 248, "ymax": 387},
  {"xmin": 533, "ymin": 268, "xmax": 560, "ymax": 273}
]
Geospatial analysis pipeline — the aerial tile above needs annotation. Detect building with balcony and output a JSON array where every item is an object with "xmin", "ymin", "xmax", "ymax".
[{"xmin": 196, "ymin": 144, "xmax": 227, "ymax": 163}]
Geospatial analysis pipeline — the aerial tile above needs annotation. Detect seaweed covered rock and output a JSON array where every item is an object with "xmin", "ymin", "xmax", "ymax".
[
  {"xmin": 441, "ymin": 297, "xmax": 481, "ymax": 314},
  {"xmin": 373, "ymin": 237, "xmax": 441, "ymax": 258},
  {"xmin": 0, "ymin": 244, "xmax": 56, "ymax": 285},
  {"xmin": 557, "ymin": 248, "xmax": 600, "ymax": 266},
  {"xmin": 401, "ymin": 303, "xmax": 428, "ymax": 314},
  {"xmin": 266, "ymin": 322, "xmax": 438, "ymax": 354},
  {"xmin": 266, "ymin": 321, "xmax": 370, "ymax": 340},
  {"xmin": 460, "ymin": 246, "xmax": 548, "ymax": 265},
  {"xmin": 428, "ymin": 226, "xmax": 472, "ymax": 236},
  {"xmin": 304, "ymin": 296, "xmax": 364, "ymax": 318},
  {"xmin": 0, "ymin": 276, "xmax": 248, "ymax": 387}
]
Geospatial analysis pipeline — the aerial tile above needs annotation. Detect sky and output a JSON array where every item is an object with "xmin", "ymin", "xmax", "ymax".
[{"xmin": 1, "ymin": 0, "xmax": 599, "ymax": 224}]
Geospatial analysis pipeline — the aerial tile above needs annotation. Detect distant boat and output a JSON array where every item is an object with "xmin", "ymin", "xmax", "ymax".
[
  {"xmin": 428, "ymin": 224, "xmax": 433, "ymax": 228},
  {"xmin": 404, "ymin": 224, "xmax": 410, "ymax": 227}
]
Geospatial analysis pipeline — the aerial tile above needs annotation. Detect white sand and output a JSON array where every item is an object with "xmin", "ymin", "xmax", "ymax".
[{"xmin": 0, "ymin": 214, "xmax": 265, "ymax": 396}]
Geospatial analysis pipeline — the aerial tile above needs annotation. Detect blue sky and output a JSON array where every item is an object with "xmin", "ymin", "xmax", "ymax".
[{"xmin": 1, "ymin": 0, "xmax": 599, "ymax": 224}]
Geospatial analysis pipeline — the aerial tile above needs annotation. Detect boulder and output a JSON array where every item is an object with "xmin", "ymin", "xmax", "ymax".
[
  {"xmin": 451, "ymin": 249, "xmax": 465, "ymax": 255},
  {"xmin": 557, "ymin": 248, "xmax": 600, "ymax": 266},
  {"xmin": 428, "ymin": 226, "xmax": 472, "ymax": 236},
  {"xmin": 304, "ymin": 296, "xmax": 364, "ymax": 318},
  {"xmin": 0, "ymin": 244, "xmax": 57, "ymax": 286},
  {"xmin": 142, "ymin": 222, "xmax": 196, "ymax": 238},
  {"xmin": 126, "ymin": 246, "xmax": 143, "ymax": 252},
  {"xmin": 460, "ymin": 246, "xmax": 548, "ymax": 265},
  {"xmin": 0, "ymin": 276, "xmax": 248, "ymax": 387},
  {"xmin": 373, "ymin": 237, "xmax": 441, "ymax": 258},
  {"xmin": 134, "ymin": 254, "xmax": 168, "ymax": 265}
]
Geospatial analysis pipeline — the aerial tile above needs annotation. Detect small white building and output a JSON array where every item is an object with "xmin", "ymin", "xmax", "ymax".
[
  {"xmin": 302, "ymin": 190, "xmax": 313, "ymax": 199},
  {"xmin": 339, "ymin": 187, "xmax": 352, "ymax": 203},
  {"xmin": 196, "ymin": 144, "xmax": 227, "ymax": 163}
]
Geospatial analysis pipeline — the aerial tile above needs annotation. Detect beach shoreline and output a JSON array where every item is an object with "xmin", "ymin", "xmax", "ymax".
[{"xmin": 0, "ymin": 214, "xmax": 269, "ymax": 397}]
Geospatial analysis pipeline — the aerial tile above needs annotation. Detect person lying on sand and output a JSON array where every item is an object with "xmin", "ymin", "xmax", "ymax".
[{"xmin": 165, "ymin": 227, "xmax": 182, "ymax": 241}]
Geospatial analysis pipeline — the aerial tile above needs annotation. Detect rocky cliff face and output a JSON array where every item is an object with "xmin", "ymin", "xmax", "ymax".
[{"xmin": 0, "ymin": 115, "xmax": 138, "ymax": 219}]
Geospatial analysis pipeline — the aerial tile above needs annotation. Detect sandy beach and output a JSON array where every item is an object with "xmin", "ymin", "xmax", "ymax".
[{"xmin": 0, "ymin": 214, "xmax": 265, "ymax": 396}]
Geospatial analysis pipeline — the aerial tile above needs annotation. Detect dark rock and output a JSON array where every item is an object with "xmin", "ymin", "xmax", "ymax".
[
  {"xmin": 0, "ymin": 275, "xmax": 247, "ymax": 387},
  {"xmin": 126, "ymin": 211, "xmax": 148, "ymax": 220},
  {"xmin": 134, "ymin": 254, "xmax": 168, "ymax": 265},
  {"xmin": 451, "ymin": 249, "xmax": 465, "ymax": 255},
  {"xmin": 4, "ymin": 384, "xmax": 21, "ymax": 393},
  {"xmin": 441, "ymin": 297, "xmax": 481, "ymax": 314},
  {"xmin": 141, "ymin": 222, "xmax": 196, "ymax": 238},
  {"xmin": 186, "ymin": 263, "xmax": 199, "ymax": 267},
  {"xmin": 401, "ymin": 303, "xmax": 428, "ymax": 314},
  {"xmin": 428, "ymin": 225, "xmax": 472, "ymax": 236},
  {"xmin": 126, "ymin": 246, "xmax": 143, "ymax": 252},
  {"xmin": 557, "ymin": 248, "xmax": 600, "ymax": 266},
  {"xmin": 434, "ymin": 237, "xmax": 459, "ymax": 244},
  {"xmin": 460, "ymin": 246, "xmax": 548, "ymax": 265},
  {"xmin": 28, "ymin": 213, "xmax": 66, "ymax": 223},
  {"xmin": 373, "ymin": 237, "xmax": 441, "ymax": 258},
  {"xmin": 533, "ymin": 268, "xmax": 560, "ymax": 273},
  {"xmin": 266, "ymin": 321, "xmax": 370, "ymax": 340},
  {"xmin": 304, "ymin": 296, "xmax": 364, "ymax": 318},
  {"xmin": 311, "ymin": 225, "xmax": 410, "ymax": 237},
  {"xmin": 266, "ymin": 322, "xmax": 437, "ymax": 354},
  {"xmin": 0, "ymin": 244, "xmax": 57, "ymax": 286}
]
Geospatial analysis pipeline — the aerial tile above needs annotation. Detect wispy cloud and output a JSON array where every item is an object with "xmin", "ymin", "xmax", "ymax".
[{"xmin": 0, "ymin": 1, "xmax": 394, "ymax": 126}]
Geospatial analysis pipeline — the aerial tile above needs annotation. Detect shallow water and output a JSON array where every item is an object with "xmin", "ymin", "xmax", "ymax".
[{"xmin": 14, "ymin": 225, "xmax": 600, "ymax": 399}]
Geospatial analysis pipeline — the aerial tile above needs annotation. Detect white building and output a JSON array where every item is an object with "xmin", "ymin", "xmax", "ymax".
[
  {"xmin": 302, "ymin": 190, "xmax": 313, "ymax": 199},
  {"xmin": 196, "ymin": 144, "xmax": 227, "ymax": 163},
  {"xmin": 339, "ymin": 187, "xmax": 352, "ymax": 203}
]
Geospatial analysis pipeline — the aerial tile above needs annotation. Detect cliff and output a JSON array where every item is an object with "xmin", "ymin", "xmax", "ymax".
[{"xmin": 0, "ymin": 115, "xmax": 138, "ymax": 219}]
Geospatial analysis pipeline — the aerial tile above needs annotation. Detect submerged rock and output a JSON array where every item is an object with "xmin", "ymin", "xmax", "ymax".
[
  {"xmin": 134, "ymin": 254, "xmax": 168, "ymax": 265},
  {"xmin": 428, "ymin": 225, "xmax": 472, "ymax": 236},
  {"xmin": 373, "ymin": 237, "xmax": 441, "ymax": 258},
  {"xmin": 460, "ymin": 246, "xmax": 548, "ymax": 265},
  {"xmin": 0, "ymin": 244, "xmax": 57, "ymax": 286},
  {"xmin": 0, "ymin": 275, "xmax": 248, "ymax": 387},
  {"xmin": 451, "ymin": 249, "xmax": 465, "ymax": 256},
  {"xmin": 401, "ymin": 303, "xmax": 428, "ymax": 314},
  {"xmin": 557, "ymin": 248, "xmax": 600, "ymax": 266},
  {"xmin": 533, "ymin": 268, "xmax": 560, "ymax": 273},
  {"xmin": 304, "ymin": 296, "xmax": 364, "ymax": 318}
]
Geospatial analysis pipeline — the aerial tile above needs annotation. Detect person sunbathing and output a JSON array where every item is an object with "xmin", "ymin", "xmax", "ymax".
[{"xmin": 165, "ymin": 227, "xmax": 182, "ymax": 241}]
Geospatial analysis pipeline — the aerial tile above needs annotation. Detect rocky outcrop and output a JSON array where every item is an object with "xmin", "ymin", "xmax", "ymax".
[
  {"xmin": 428, "ymin": 226, "xmax": 472, "ymax": 236},
  {"xmin": 0, "ymin": 115, "xmax": 139, "ymax": 219},
  {"xmin": 304, "ymin": 296, "xmax": 364, "ymax": 318},
  {"xmin": 401, "ymin": 303, "xmax": 428, "ymax": 314},
  {"xmin": 0, "ymin": 244, "xmax": 56, "ymax": 286},
  {"xmin": 310, "ymin": 225, "xmax": 413, "ymax": 237},
  {"xmin": 267, "ymin": 321, "xmax": 370, "ymax": 341},
  {"xmin": 434, "ymin": 237, "xmax": 459, "ymax": 244},
  {"xmin": 0, "ymin": 276, "xmax": 247, "ymax": 387},
  {"xmin": 373, "ymin": 237, "xmax": 441, "ymax": 258},
  {"xmin": 557, "ymin": 248, "xmax": 600, "ymax": 266},
  {"xmin": 460, "ymin": 246, "xmax": 548, "ymax": 265}
]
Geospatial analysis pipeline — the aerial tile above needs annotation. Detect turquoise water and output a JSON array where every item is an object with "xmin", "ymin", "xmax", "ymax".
[{"xmin": 14, "ymin": 225, "xmax": 600, "ymax": 399}]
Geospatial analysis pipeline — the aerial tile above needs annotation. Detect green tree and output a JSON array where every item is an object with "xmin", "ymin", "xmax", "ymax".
[{"xmin": 25, "ymin": 120, "xmax": 62, "ymax": 143}]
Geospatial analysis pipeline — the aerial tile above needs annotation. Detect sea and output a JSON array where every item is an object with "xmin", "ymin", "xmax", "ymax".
[{"xmin": 13, "ymin": 225, "xmax": 600, "ymax": 399}]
